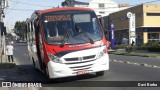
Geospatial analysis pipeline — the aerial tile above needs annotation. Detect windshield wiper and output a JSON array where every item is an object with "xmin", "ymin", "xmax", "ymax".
[
  {"xmin": 75, "ymin": 25, "xmax": 94, "ymax": 44},
  {"xmin": 60, "ymin": 28, "xmax": 71, "ymax": 47}
]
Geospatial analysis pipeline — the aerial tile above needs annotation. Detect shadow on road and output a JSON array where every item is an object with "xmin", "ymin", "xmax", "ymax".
[
  {"xmin": 15, "ymin": 64, "xmax": 99, "ymax": 84},
  {"xmin": 14, "ymin": 43, "xmax": 27, "ymax": 46}
]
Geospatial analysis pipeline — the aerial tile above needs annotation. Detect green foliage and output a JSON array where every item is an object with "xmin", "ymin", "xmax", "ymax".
[
  {"xmin": 115, "ymin": 41, "xmax": 160, "ymax": 52},
  {"xmin": 145, "ymin": 41, "xmax": 159, "ymax": 46},
  {"xmin": 15, "ymin": 21, "xmax": 26, "ymax": 31},
  {"xmin": 62, "ymin": 0, "xmax": 75, "ymax": 6},
  {"xmin": 135, "ymin": 45, "xmax": 149, "ymax": 50},
  {"xmin": 115, "ymin": 45, "xmax": 127, "ymax": 49},
  {"xmin": 147, "ymin": 41, "xmax": 160, "ymax": 52},
  {"xmin": 14, "ymin": 21, "xmax": 26, "ymax": 39},
  {"xmin": 125, "ymin": 46, "xmax": 135, "ymax": 53},
  {"xmin": 135, "ymin": 41, "xmax": 160, "ymax": 52},
  {"xmin": 115, "ymin": 45, "xmax": 136, "ymax": 53},
  {"xmin": 6, "ymin": 33, "xmax": 14, "ymax": 41}
]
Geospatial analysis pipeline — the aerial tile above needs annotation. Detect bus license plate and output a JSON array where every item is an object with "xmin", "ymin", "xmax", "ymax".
[{"xmin": 77, "ymin": 70, "xmax": 89, "ymax": 75}]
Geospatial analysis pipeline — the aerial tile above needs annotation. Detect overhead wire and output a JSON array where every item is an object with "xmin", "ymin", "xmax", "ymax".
[
  {"xmin": 4, "ymin": 0, "xmax": 160, "ymax": 30},
  {"xmin": 4, "ymin": 0, "xmax": 54, "ymax": 13},
  {"xmin": 10, "ymin": 0, "xmax": 54, "ymax": 7},
  {"xmin": 4, "ymin": 0, "xmax": 20, "ymax": 14},
  {"xmin": 6, "ymin": 8, "xmax": 36, "ymax": 11},
  {"xmin": 129, "ymin": 0, "xmax": 160, "ymax": 7},
  {"xmin": 4, "ymin": 0, "xmax": 160, "ymax": 12}
]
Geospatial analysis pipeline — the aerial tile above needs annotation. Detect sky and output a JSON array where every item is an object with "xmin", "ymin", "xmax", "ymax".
[{"xmin": 3, "ymin": 0, "xmax": 160, "ymax": 32}]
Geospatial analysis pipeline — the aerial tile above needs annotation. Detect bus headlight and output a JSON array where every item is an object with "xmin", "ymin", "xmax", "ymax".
[
  {"xmin": 47, "ymin": 52, "xmax": 63, "ymax": 64},
  {"xmin": 97, "ymin": 48, "xmax": 106, "ymax": 59}
]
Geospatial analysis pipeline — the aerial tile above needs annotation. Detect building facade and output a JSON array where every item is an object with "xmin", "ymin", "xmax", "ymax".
[
  {"xmin": 62, "ymin": 0, "xmax": 129, "ymax": 17},
  {"xmin": 109, "ymin": 4, "xmax": 160, "ymax": 45},
  {"xmin": 74, "ymin": 1, "xmax": 89, "ymax": 7},
  {"xmin": 89, "ymin": 0, "xmax": 129, "ymax": 17}
]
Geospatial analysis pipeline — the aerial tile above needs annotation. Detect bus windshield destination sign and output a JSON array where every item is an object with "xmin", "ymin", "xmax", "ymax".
[{"xmin": 45, "ymin": 15, "xmax": 71, "ymax": 21}]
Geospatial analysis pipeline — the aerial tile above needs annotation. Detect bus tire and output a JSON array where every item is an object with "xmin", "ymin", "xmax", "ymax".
[
  {"xmin": 43, "ymin": 63, "xmax": 49, "ymax": 78},
  {"xmin": 96, "ymin": 71, "xmax": 105, "ymax": 76},
  {"xmin": 32, "ymin": 58, "xmax": 36, "ymax": 67},
  {"xmin": 32, "ymin": 58, "xmax": 39, "ymax": 71}
]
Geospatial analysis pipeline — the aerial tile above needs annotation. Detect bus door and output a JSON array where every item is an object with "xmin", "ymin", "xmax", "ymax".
[{"xmin": 34, "ymin": 19, "xmax": 44, "ymax": 70}]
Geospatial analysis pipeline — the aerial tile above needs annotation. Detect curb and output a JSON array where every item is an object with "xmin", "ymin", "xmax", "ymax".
[
  {"xmin": 0, "ymin": 63, "xmax": 16, "ymax": 69},
  {"xmin": 109, "ymin": 52, "xmax": 160, "ymax": 58},
  {"xmin": 111, "ymin": 59, "xmax": 160, "ymax": 69}
]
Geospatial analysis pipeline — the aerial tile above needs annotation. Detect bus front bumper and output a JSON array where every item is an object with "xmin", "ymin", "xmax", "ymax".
[{"xmin": 47, "ymin": 54, "xmax": 109, "ymax": 79}]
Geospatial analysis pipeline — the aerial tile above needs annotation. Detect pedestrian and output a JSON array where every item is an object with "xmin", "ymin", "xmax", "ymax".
[
  {"xmin": 131, "ymin": 40, "xmax": 135, "ymax": 46},
  {"xmin": 6, "ymin": 42, "xmax": 14, "ymax": 63}
]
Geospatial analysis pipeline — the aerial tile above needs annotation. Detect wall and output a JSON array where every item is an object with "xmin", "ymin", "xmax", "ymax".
[
  {"xmin": 89, "ymin": 0, "xmax": 125, "ymax": 16},
  {"xmin": 143, "ymin": 4, "xmax": 160, "ymax": 27},
  {"xmin": 109, "ymin": 5, "xmax": 144, "ymax": 30}
]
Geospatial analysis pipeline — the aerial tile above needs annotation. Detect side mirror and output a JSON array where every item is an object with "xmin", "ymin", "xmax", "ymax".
[{"xmin": 106, "ymin": 41, "xmax": 111, "ymax": 48}]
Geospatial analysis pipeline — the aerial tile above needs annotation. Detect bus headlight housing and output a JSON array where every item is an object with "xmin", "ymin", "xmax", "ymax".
[
  {"xmin": 47, "ymin": 52, "xmax": 63, "ymax": 64},
  {"xmin": 97, "ymin": 47, "xmax": 106, "ymax": 59}
]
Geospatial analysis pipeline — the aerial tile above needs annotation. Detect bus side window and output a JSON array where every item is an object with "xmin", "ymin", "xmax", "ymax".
[
  {"xmin": 31, "ymin": 21, "xmax": 34, "ymax": 43},
  {"xmin": 27, "ymin": 23, "xmax": 30, "ymax": 42},
  {"xmin": 29, "ymin": 23, "xmax": 32, "ymax": 44},
  {"xmin": 34, "ymin": 19, "xmax": 41, "ymax": 45},
  {"xmin": 36, "ymin": 23, "xmax": 42, "ymax": 45},
  {"xmin": 34, "ymin": 18, "xmax": 39, "ymax": 33}
]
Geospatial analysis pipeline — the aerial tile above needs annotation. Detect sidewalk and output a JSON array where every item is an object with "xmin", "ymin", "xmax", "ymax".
[
  {"xmin": 0, "ymin": 47, "xmax": 18, "ymax": 81},
  {"xmin": 0, "ymin": 46, "xmax": 31, "ymax": 80},
  {"xmin": 0, "ymin": 47, "xmax": 16, "ymax": 68},
  {"xmin": 0, "ymin": 48, "xmax": 39, "ymax": 89}
]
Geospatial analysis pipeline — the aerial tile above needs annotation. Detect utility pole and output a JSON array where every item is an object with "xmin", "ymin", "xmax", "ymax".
[
  {"xmin": 0, "ymin": 0, "xmax": 9, "ymax": 63},
  {"xmin": 0, "ymin": 0, "xmax": 6, "ymax": 46},
  {"xmin": 0, "ymin": 0, "xmax": 7, "ymax": 21}
]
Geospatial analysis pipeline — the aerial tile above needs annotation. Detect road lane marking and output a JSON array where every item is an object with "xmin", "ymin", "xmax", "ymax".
[
  {"xmin": 111, "ymin": 59, "xmax": 160, "ymax": 69},
  {"xmin": 133, "ymin": 63, "xmax": 140, "ymax": 65},
  {"xmin": 24, "ymin": 54, "xmax": 28, "ymax": 56},
  {"xmin": 118, "ymin": 61, "xmax": 123, "ymax": 63},
  {"xmin": 141, "ymin": 63, "xmax": 148, "ymax": 66}
]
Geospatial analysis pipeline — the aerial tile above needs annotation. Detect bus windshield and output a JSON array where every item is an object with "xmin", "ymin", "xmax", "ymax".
[{"xmin": 42, "ymin": 10, "xmax": 103, "ymax": 45}]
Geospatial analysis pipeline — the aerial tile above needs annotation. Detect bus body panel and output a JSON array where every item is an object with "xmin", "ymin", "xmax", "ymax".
[
  {"xmin": 47, "ymin": 45, "xmax": 109, "ymax": 78},
  {"xmin": 48, "ymin": 55, "xmax": 109, "ymax": 78}
]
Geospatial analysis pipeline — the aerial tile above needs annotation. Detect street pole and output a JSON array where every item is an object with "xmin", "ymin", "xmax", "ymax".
[
  {"xmin": 0, "ymin": 0, "xmax": 2, "ymax": 47},
  {"xmin": 127, "ymin": 12, "xmax": 136, "ymax": 45},
  {"xmin": 110, "ymin": 24, "xmax": 115, "ymax": 49},
  {"xmin": 0, "ymin": 0, "xmax": 3, "ymax": 63},
  {"xmin": 0, "ymin": 0, "xmax": 8, "ymax": 63}
]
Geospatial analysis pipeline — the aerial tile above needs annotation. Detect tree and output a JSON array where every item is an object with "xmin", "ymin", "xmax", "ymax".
[
  {"xmin": 6, "ymin": 33, "xmax": 13, "ymax": 42},
  {"xmin": 14, "ymin": 21, "xmax": 26, "ymax": 40},
  {"xmin": 61, "ymin": 0, "xmax": 75, "ymax": 7}
]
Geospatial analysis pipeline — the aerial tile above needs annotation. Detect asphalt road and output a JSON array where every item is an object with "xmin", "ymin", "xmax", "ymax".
[
  {"xmin": 11, "ymin": 43, "xmax": 160, "ymax": 90},
  {"xmin": 109, "ymin": 54, "xmax": 160, "ymax": 67}
]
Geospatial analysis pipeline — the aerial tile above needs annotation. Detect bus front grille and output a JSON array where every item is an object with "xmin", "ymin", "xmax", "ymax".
[
  {"xmin": 65, "ymin": 55, "xmax": 95, "ymax": 62},
  {"xmin": 69, "ymin": 64, "xmax": 93, "ymax": 71},
  {"xmin": 64, "ymin": 55, "xmax": 96, "ymax": 71}
]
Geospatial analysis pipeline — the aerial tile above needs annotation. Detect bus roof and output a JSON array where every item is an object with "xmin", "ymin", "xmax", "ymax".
[
  {"xmin": 26, "ymin": 7, "xmax": 94, "ymax": 23},
  {"xmin": 36, "ymin": 7, "xmax": 94, "ymax": 15}
]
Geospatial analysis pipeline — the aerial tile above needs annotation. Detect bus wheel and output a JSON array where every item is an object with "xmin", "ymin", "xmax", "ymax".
[
  {"xmin": 32, "ymin": 58, "xmax": 39, "ymax": 71},
  {"xmin": 96, "ymin": 71, "xmax": 105, "ymax": 76},
  {"xmin": 43, "ymin": 64, "xmax": 49, "ymax": 78},
  {"xmin": 32, "ymin": 58, "xmax": 35, "ymax": 67}
]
